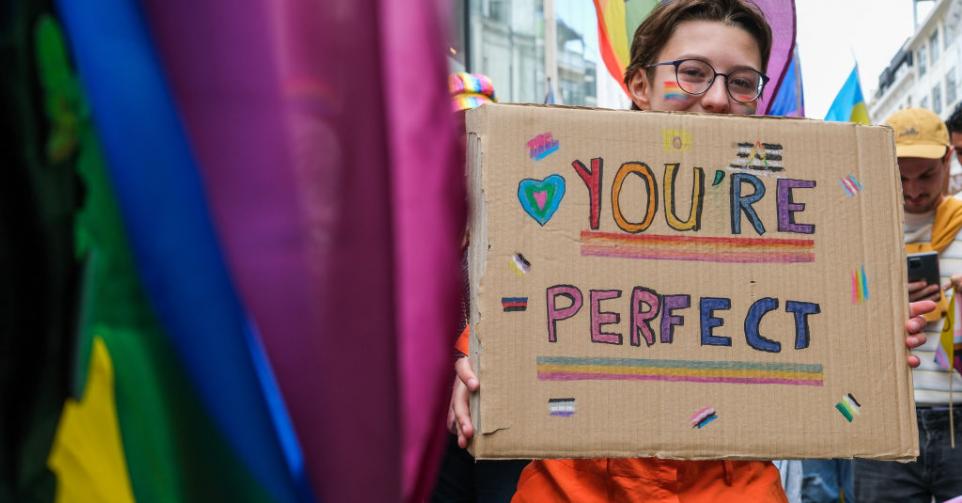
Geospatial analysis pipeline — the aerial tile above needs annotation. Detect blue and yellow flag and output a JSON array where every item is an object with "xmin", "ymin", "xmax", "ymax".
[{"xmin": 825, "ymin": 65, "xmax": 870, "ymax": 124}]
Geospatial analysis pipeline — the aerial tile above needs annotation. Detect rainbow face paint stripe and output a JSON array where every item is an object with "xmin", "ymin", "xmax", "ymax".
[
  {"xmin": 835, "ymin": 394, "xmax": 861, "ymax": 422},
  {"xmin": 663, "ymin": 81, "xmax": 688, "ymax": 102},
  {"xmin": 537, "ymin": 356, "xmax": 824, "ymax": 386}
]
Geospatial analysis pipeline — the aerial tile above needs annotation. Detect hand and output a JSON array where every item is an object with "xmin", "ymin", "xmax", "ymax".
[
  {"xmin": 446, "ymin": 356, "xmax": 479, "ymax": 448},
  {"xmin": 908, "ymin": 280, "xmax": 941, "ymax": 303},
  {"xmin": 905, "ymin": 300, "xmax": 935, "ymax": 368},
  {"xmin": 943, "ymin": 274, "xmax": 962, "ymax": 293}
]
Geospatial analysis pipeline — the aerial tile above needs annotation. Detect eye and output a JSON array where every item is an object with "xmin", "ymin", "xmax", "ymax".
[
  {"xmin": 676, "ymin": 61, "xmax": 710, "ymax": 82},
  {"xmin": 728, "ymin": 72, "xmax": 760, "ymax": 93}
]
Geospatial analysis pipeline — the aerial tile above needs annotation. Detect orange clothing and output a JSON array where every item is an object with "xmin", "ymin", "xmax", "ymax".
[
  {"xmin": 457, "ymin": 326, "xmax": 786, "ymax": 502},
  {"xmin": 512, "ymin": 458, "xmax": 787, "ymax": 503},
  {"xmin": 455, "ymin": 325, "xmax": 470, "ymax": 356}
]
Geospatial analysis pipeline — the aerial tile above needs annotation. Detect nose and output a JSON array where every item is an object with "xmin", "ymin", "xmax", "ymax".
[
  {"xmin": 700, "ymin": 77, "xmax": 731, "ymax": 114},
  {"xmin": 902, "ymin": 179, "xmax": 921, "ymax": 198}
]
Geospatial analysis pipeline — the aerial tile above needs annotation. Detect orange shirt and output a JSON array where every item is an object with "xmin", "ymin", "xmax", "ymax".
[
  {"xmin": 512, "ymin": 458, "xmax": 787, "ymax": 503},
  {"xmin": 457, "ymin": 326, "xmax": 786, "ymax": 502},
  {"xmin": 455, "ymin": 325, "xmax": 470, "ymax": 356}
]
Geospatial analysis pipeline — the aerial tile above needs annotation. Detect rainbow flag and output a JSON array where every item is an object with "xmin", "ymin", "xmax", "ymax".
[
  {"xmin": 592, "ymin": 0, "xmax": 658, "ymax": 94},
  {"xmin": 825, "ymin": 65, "xmax": 870, "ymax": 124},
  {"xmin": 936, "ymin": 290, "xmax": 962, "ymax": 375}
]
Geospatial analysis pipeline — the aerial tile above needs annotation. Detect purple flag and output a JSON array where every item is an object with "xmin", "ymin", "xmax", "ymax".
[
  {"xmin": 142, "ymin": 0, "xmax": 463, "ymax": 500},
  {"xmin": 754, "ymin": 0, "xmax": 798, "ymax": 116}
]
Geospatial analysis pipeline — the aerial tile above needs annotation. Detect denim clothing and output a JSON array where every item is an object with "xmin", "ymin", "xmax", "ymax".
[
  {"xmin": 800, "ymin": 460, "xmax": 852, "ymax": 503},
  {"xmin": 854, "ymin": 408, "xmax": 962, "ymax": 503}
]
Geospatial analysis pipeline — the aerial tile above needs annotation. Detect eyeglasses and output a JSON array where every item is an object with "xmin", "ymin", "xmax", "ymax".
[{"xmin": 646, "ymin": 58, "xmax": 769, "ymax": 104}]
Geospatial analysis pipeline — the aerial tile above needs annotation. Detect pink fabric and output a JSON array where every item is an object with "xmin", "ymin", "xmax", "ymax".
[
  {"xmin": 754, "ymin": 0, "xmax": 798, "ymax": 115},
  {"xmin": 143, "ymin": 0, "xmax": 461, "ymax": 500},
  {"xmin": 379, "ymin": 0, "xmax": 466, "ymax": 500}
]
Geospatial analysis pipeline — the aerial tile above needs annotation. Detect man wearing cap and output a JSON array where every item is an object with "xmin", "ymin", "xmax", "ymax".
[{"xmin": 853, "ymin": 108, "xmax": 962, "ymax": 502}]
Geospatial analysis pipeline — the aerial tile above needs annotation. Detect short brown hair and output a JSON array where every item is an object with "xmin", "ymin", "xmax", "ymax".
[{"xmin": 623, "ymin": 0, "xmax": 772, "ymax": 103}]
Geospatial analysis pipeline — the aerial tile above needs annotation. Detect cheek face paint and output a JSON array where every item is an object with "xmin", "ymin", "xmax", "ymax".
[{"xmin": 663, "ymin": 80, "xmax": 688, "ymax": 102}]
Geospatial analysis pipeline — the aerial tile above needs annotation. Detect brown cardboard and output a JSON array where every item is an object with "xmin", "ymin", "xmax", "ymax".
[{"xmin": 466, "ymin": 103, "xmax": 918, "ymax": 461}]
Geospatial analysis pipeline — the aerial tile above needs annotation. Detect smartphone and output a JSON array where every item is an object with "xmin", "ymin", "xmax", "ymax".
[{"xmin": 907, "ymin": 251, "xmax": 940, "ymax": 286}]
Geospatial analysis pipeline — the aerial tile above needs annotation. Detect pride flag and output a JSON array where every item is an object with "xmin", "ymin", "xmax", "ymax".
[
  {"xmin": 592, "ymin": 0, "xmax": 658, "ymax": 94},
  {"xmin": 824, "ymin": 65, "xmax": 870, "ymax": 124},
  {"xmin": 768, "ymin": 46, "xmax": 805, "ymax": 117},
  {"xmin": 936, "ymin": 290, "xmax": 962, "ymax": 375},
  {"xmin": 50, "ymin": 0, "xmax": 465, "ymax": 501}
]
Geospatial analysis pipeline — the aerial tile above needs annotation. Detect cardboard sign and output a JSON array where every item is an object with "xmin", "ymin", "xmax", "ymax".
[{"xmin": 466, "ymin": 104, "xmax": 917, "ymax": 461}]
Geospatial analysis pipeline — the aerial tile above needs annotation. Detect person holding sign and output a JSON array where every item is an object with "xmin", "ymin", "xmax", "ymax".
[
  {"xmin": 448, "ymin": 1, "xmax": 933, "ymax": 501},
  {"xmin": 852, "ymin": 109, "xmax": 962, "ymax": 502}
]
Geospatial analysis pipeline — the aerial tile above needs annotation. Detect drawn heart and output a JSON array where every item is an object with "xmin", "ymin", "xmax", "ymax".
[{"xmin": 518, "ymin": 174, "xmax": 566, "ymax": 226}]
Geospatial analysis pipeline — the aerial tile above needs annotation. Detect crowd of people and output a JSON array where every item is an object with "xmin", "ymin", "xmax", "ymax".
[{"xmin": 431, "ymin": 0, "xmax": 962, "ymax": 501}]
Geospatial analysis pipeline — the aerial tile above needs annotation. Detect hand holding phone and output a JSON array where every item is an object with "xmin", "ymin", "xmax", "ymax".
[
  {"xmin": 907, "ymin": 252, "xmax": 942, "ymax": 303},
  {"xmin": 907, "ymin": 251, "xmax": 940, "ymax": 286}
]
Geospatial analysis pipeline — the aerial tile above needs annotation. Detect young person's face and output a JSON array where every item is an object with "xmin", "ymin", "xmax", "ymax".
[
  {"xmin": 898, "ymin": 155, "xmax": 949, "ymax": 214},
  {"xmin": 628, "ymin": 20, "xmax": 763, "ymax": 116}
]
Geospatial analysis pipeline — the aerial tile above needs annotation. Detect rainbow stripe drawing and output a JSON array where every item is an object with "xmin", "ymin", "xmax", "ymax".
[
  {"xmin": 580, "ymin": 231, "xmax": 814, "ymax": 264},
  {"xmin": 537, "ymin": 356, "xmax": 824, "ymax": 387},
  {"xmin": 851, "ymin": 265, "xmax": 869, "ymax": 304}
]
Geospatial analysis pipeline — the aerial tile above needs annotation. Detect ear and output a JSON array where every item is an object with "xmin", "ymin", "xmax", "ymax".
[{"xmin": 627, "ymin": 69, "xmax": 652, "ymax": 111}]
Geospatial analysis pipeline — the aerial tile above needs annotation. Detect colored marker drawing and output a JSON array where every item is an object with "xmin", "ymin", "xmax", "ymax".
[
  {"xmin": 689, "ymin": 406, "xmax": 718, "ymax": 429},
  {"xmin": 527, "ymin": 132, "xmax": 560, "ymax": 160},
  {"xmin": 839, "ymin": 175, "xmax": 863, "ymax": 197},
  {"xmin": 518, "ymin": 175, "xmax": 566, "ymax": 226},
  {"xmin": 549, "ymin": 398, "xmax": 575, "ymax": 417},
  {"xmin": 537, "ymin": 356, "xmax": 824, "ymax": 387},
  {"xmin": 851, "ymin": 265, "xmax": 869, "ymax": 304},
  {"xmin": 835, "ymin": 394, "xmax": 861, "ymax": 422}
]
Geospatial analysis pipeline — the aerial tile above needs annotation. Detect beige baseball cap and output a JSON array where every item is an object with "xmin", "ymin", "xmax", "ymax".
[{"xmin": 884, "ymin": 108, "xmax": 950, "ymax": 159}]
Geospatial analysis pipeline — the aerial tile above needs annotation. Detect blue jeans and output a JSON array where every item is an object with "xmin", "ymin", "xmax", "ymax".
[
  {"xmin": 801, "ymin": 459, "xmax": 852, "ymax": 503},
  {"xmin": 854, "ymin": 407, "xmax": 962, "ymax": 502}
]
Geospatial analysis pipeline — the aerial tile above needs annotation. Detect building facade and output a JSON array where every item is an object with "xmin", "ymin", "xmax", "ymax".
[
  {"xmin": 869, "ymin": 0, "xmax": 962, "ymax": 122},
  {"xmin": 449, "ymin": 0, "xmax": 629, "ymax": 108}
]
